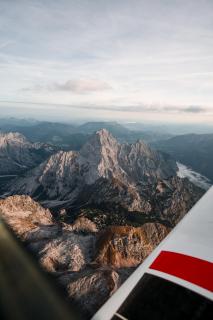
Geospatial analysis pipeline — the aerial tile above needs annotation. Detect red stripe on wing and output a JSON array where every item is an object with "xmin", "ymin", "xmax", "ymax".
[{"xmin": 150, "ymin": 251, "xmax": 213, "ymax": 292}]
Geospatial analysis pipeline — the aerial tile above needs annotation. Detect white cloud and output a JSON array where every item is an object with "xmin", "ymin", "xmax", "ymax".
[{"xmin": 0, "ymin": 40, "xmax": 15, "ymax": 50}]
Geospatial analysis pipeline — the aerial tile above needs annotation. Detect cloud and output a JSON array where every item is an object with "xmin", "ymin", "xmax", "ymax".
[
  {"xmin": 0, "ymin": 40, "xmax": 15, "ymax": 50},
  {"xmin": 23, "ymin": 79, "xmax": 112, "ymax": 94},
  {"xmin": 182, "ymin": 106, "xmax": 205, "ymax": 113},
  {"xmin": 97, "ymin": 104, "xmax": 210, "ymax": 114},
  {"xmin": 1, "ymin": 99, "xmax": 211, "ymax": 115},
  {"xmin": 52, "ymin": 79, "xmax": 111, "ymax": 93}
]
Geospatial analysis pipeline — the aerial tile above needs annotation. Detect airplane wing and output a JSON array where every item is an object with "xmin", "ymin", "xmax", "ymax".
[
  {"xmin": 92, "ymin": 187, "xmax": 213, "ymax": 320},
  {"xmin": 0, "ymin": 217, "xmax": 81, "ymax": 320}
]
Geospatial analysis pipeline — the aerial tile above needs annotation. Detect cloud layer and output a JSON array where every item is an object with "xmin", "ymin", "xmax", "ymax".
[
  {"xmin": 0, "ymin": 0, "xmax": 213, "ymax": 122},
  {"xmin": 54, "ymin": 79, "xmax": 111, "ymax": 93}
]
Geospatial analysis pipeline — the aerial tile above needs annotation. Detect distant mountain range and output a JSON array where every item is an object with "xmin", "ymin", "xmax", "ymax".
[
  {"xmin": 152, "ymin": 133, "xmax": 213, "ymax": 182},
  {"xmin": 0, "ymin": 119, "xmax": 172, "ymax": 149},
  {"xmin": 4, "ymin": 129, "xmax": 203, "ymax": 228},
  {"xmin": 2, "ymin": 120, "xmax": 212, "ymax": 190}
]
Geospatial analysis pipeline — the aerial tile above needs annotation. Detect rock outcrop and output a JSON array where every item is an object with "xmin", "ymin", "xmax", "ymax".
[
  {"xmin": 95, "ymin": 224, "xmax": 169, "ymax": 268},
  {"xmin": 59, "ymin": 268, "xmax": 119, "ymax": 317},
  {"xmin": 39, "ymin": 231, "xmax": 95, "ymax": 273},
  {"xmin": 0, "ymin": 195, "xmax": 53, "ymax": 238}
]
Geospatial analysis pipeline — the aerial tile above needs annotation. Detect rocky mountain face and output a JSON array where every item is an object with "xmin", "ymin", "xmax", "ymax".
[
  {"xmin": 0, "ymin": 132, "xmax": 56, "ymax": 175},
  {"xmin": 6, "ymin": 129, "xmax": 176, "ymax": 202},
  {"xmin": 0, "ymin": 195, "xmax": 171, "ymax": 318},
  {"xmin": 152, "ymin": 133, "xmax": 213, "ymax": 182}
]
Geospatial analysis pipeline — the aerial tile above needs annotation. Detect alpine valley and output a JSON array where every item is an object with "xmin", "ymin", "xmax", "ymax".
[{"xmin": 0, "ymin": 125, "xmax": 205, "ymax": 318}]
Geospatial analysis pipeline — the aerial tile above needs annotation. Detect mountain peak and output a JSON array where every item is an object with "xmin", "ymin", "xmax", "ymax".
[
  {"xmin": 96, "ymin": 128, "xmax": 111, "ymax": 136},
  {"xmin": 0, "ymin": 131, "xmax": 28, "ymax": 145},
  {"xmin": 80, "ymin": 128, "xmax": 119, "ymax": 159},
  {"xmin": 95, "ymin": 128, "xmax": 118, "ymax": 146}
]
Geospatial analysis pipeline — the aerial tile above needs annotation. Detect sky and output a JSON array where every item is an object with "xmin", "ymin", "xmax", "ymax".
[{"xmin": 0, "ymin": 0, "xmax": 213, "ymax": 123}]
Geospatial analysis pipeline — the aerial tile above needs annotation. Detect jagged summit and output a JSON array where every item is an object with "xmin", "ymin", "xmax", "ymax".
[
  {"xmin": 79, "ymin": 129, "xmax": 120, "ymax": 183},
  {"xmin": 96, "ymin": 128, "xmax": 113, "ymax": 136},
  {"xmin": 80, "ymin": 129, "xmax": 118, "ymax": 156}
]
